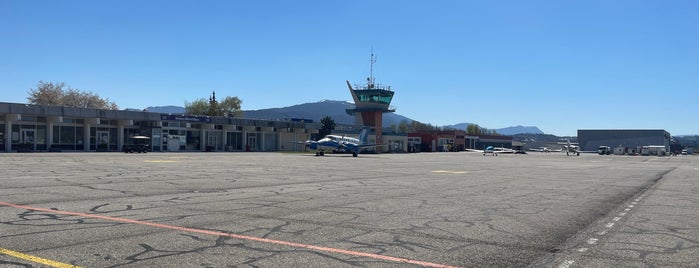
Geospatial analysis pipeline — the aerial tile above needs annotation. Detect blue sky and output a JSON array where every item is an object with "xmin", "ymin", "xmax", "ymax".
[{"xmin": 1, "ymin": 1, "xmax": 697, "ymax": 136}]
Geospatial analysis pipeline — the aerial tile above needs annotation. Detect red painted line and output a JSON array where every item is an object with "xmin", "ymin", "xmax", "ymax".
[{"xmin": 0, "ymin": 202, "xmax": 458, "ymax": 268}]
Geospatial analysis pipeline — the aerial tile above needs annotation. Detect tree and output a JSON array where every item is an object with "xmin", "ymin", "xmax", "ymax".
[
  {"xmin": 27, "ymin": 81, "xmax": 118, "ymax": 109},
  {"xmin": 185, "ymin": 91, "xmax": 243, "ymax": 117},
  {"xmin": 389, "ymin": 120, "xmax": 413, "ymax": 133},
  {"xmin": 219, "ymin": 96, "xmax": 242, "ymax": 117},
  {"xmin": 466, "ymin": 124, "xmax": 498, "ymax": 135},
  {"xmin": 411, "ymin": 121, "xmax": 438, "ymax": 132},
  {"xmin": 318, "ymin": 116, "xmax": 336, "ymax": 139},
  {"xmin": 184, "ymin": 98, "xmax": 210, "ymax": 115}
]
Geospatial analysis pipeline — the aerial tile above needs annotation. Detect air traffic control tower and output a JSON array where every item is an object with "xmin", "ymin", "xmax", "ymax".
[{"xmin": 345, "ymin": 52, "xmax": 395, "ymax": 149}]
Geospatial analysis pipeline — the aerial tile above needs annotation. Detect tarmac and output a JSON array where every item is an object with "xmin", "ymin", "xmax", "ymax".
[{"xmin": 0, "ymin": 151, "xmax": 696, "ymax": 267}]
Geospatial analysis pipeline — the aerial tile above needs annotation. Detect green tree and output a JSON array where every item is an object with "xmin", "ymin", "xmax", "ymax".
[
  {"xmin": 398, "ymin": 120, "xmax": 410, "ymax": 133},
  {"xmin": 27, "ymin": 81, "xmax": 118, "ymax": 109},
  {"xmin": 318, "ymin": 116, "xmax": 336, "ymax": 139},
  {"xmin": 466, "ymin": 124, "xmax": 498, "ymax": 135},
  {"xmin": 185, "ymin": 98, "xmax": 210, "ymax": 115},
  {"xmin": 219, "ymin": 96, "xmax": 242, "ymax": 117},
  {"xmin": 411, "ymin": 121, "xmax": 438, "ymax": 132},
  {"xmin": 207, "ymin": 92, "xmax": 220, "ymax": 116},
  {"xmin": 185, "ymin": 91, "xmax": 243, "ymax": 117}
]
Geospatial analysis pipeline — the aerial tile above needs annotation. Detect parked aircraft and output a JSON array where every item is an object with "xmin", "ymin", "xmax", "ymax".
[
  {"xmin": 559, "ymin": 139, "xmax": 580, "ymax": 156},
  {"xmin": 529, "ymin": 147, "xmax": 554, "ymax": 153},
  {"xmin": 301, "ymin": 127, "xmax": 379, "ymax": 157},
  {"xmin": 483, "ymin": 146, "xmax": 514, "ymax": 156}
]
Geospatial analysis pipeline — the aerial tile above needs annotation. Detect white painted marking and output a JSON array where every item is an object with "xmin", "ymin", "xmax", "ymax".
[
  {"xmin": 577, "ymin": 248, "xmax": 588, "ymax": 252},
  {"xmin": 624, "ymin": 208, "xmax": 631, "ymax": 211},
  {"xmin": 598, "ymin": 230, "xmax": 608, "ymax": 235},
  {"xmin": 619, "ymin": 212, "xmax": 627, "ymax": 216},
  {"xmin": 635, "ymin": 198, "xmax": 641, "ymax": 202},
  {"xmin": 587, "ymin": 238, "xmax": 598, "ymax": 245},
  {"xmin": 631, "ymin": 201, "xmax": 637, "ymax": 205},
  {"xmin": 605, "ymin": 222, "xmax": 615, "ymax": 228},
  {"xmin": 613, "ymin": 217, "xmax": 622, "ymax": 222},
  {"xmin": 628, "ymin": 205, "xmax": 634, "ymax": 208},
  {"xmin": 558, "ymin": 260, "xmax": 575, "ymax": 268}
]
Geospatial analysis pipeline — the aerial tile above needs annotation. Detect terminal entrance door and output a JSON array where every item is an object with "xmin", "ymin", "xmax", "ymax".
[
  {"xmin": 207, "ymin": 132, "xmax": 218, "ymax": 151},
  {"xmin": 97, "ymin": 131, "xmax": 109, "ymax": 144},
  {"xmin": 20, "ymin": 129, "xmax": 35, "ymax": 145},
  {"xmin": 96, "ymin": 131, "xmax": 109, "ymax": 150},
  {"xmin": 167, "ymin": 135, "xmax": 180, "ymax": 151},
  {"xmin": 247, "ymin": 135, "xmax": 257, "ymax": 151}
]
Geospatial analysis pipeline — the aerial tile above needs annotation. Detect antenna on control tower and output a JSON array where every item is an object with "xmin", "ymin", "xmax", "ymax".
[{"xmin": 368, "ymin": 46, "xmax": 376, "ymax": 89}]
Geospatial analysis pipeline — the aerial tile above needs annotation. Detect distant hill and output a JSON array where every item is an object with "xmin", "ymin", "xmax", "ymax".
[
  {"xmin": 675, "ymin": 135, "xmax": 698, "ymax": 147},
  {"xmin": 243, "ymin": 100, "xmax": 414, "ymax": 126},
  {"xmin": 446, "ymin": 123, "xmax": 544, "ymax": 135},
  {"xmin": 145, "ymin": 105, "xmax": 185, "ymax": 114},
  {"xmin": 496, "ymin": 126, "xmax": 544, "ymax": 135}
]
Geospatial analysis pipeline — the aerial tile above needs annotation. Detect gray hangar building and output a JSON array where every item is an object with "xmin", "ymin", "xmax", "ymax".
[{"xmin": 577, "ymin": 129, "xmax": 671, "ymax": 152}]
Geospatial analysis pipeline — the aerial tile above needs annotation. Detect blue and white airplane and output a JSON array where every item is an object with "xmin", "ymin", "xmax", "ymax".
[{"xmin": 303, "ymin": 127, "xmax": 378, "ymax": 157}]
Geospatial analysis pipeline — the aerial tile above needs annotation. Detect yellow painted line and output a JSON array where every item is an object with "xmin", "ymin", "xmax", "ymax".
[
  {"xmin": 431, "ymin": 170, "xmax": 467, "ymax": 174},
  {"xmin": 144, "ymin": 160, "xmax": 180, "ymax": 163},
  {"xmin": 0, "ymin": 247, "xmax": 80, "ymax": 268}
]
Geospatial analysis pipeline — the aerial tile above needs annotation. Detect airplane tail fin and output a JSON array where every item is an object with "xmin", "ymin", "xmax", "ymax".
[{"xmin": 358, "ymin": 127, "xmax": 370, "ymax": 145}]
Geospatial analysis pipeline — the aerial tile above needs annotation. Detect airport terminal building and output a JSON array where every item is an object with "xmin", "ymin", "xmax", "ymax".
[{"xmin": 0, "ymin": 102, "xmax": 318, "ymax": 153}]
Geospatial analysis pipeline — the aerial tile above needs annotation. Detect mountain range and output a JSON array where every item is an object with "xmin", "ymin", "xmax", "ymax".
[{"xmin": 146, "ymin": 100, "xmax": 544, "ymax": 135}]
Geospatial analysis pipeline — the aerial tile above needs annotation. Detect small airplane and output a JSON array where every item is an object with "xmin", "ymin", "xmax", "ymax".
[
  {"xmin": 302, "ymin": 127, "xmax": 379, "ymax": 157},
  {"xmin": 528, "ymin": 147, "xmax": 562, "ymax": 153},
  {"xmin": 483, "ymin": 146, "xmax": 514, "ymax": 156},
  {"xmin": 558, "ymin": 139, "xmax": 580, "ymax": 156}
]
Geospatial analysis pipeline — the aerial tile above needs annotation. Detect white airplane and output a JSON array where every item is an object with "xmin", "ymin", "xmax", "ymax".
[
  {"xmin": 558, "ymin": 139, "xmax": 580, "ymax": 156},
  {"xmin": 302, "ymin": 127, "xmax": 380, "ymax": 157},
  {"xmin": 529, "ymin": 147, "xmax": 562, "ymax": 153},
  {"xmin": 482, "ymin": 146, "xmax": 514, "ymax": 156}
]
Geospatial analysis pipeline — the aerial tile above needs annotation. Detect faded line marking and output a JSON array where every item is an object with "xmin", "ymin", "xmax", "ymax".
[
  {"xmin": 0, "ymin": 247, "xmax": 79, "ymax": 268},
  {"xmin": 0, "ymin": 202, "xmax": 456, "ymax": 268},
  {"xmin": 605, "ymin": 223, "xmax": 615, "ymax": 228},
  {"xmin": 624, "ymin": 208, "xmax": 631, "ymax": 211},
  {"xmin": 619, "ymin": 212, "xmax": 627, "ymax": 216},
  {"xmin": 598, "ymin": 230, "xmax": 608, "ymax": 236},
  {"xmin": 612, "ymin": 217, "xmax": 622, "ymax": 222},
  {"xmin": 558, "ymin": 260, "xmax": 575, "ymax": 268},
  {"xmin": 577, "ymin": 248, "xmax": 588, "ymax": 252},
  {"xmin": 587, "ymin": 238, "xmax": 598, "ymax": 245},
  {"xmin": 431, "ymin": 170, "xmax": 466, "ymax": 174},
  {"xmin": 144, "ymin": 160, "xmax": 181, "ymax": 163}
]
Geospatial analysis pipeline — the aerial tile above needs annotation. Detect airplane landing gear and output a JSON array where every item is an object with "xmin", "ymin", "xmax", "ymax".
[
  {"xmin": 352, "ymin": 152, "xmax": 358, "ymax": 157},
  {"xmin": 315, "ymin": 151, "xmax": 325, "ymax": 156}
]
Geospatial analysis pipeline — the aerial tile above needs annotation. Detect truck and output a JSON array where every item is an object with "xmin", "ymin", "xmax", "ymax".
[
  {"xmin": 641, "ymin": 145, "xmax": 666, "ymax": 156},
  {"xmin": 598, "ymin": 146, "xmax": 612, "ymax": 155}
]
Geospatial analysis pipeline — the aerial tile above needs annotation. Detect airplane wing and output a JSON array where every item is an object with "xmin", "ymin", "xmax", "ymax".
[{"xmin": 356, "ymin": 143, "xmax": 387, "ymax": 148}]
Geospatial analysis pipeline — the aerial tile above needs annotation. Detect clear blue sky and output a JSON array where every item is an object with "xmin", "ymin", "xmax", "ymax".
[{"xmin": 1, "ymin": 1, "xmax": 697, "ymax": 136}]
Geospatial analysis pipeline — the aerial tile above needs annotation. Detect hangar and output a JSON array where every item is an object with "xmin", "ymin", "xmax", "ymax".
[{"xmin": 577, "ymin": 129, "xmax": 671, "ymax": 153}]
